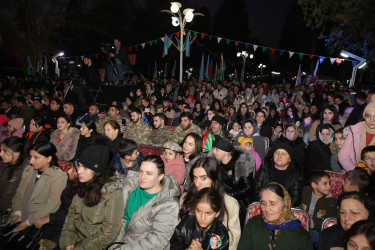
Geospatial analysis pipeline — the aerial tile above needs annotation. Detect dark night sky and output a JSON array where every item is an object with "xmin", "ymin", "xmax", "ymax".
[{"xmin": 188, "ymin": 0, "xmax": 296, "ymax": 47}]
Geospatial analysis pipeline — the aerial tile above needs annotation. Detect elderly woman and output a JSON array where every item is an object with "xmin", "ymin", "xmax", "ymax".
[
  {"xmin": 253, "ymin": 143, "xmax": 303, "ymax": 207},
  {"xmin": 111, "ymin": 155, "xmax": 180, "ymax": 249},
  {"xmin": 318, "ymin": 192, "xmax": 375, "ymax": 250},
  {"xmin": 238, "ymin": 183, "xmax": 313, "ymax": 250},
  {"xmin": 339, "ymin": 97, "xmax": 375, "ymax": 171}
]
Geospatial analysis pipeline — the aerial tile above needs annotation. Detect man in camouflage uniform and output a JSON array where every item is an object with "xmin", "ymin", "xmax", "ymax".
[
  {"xmin": 174, "ymin": 111, "xmax": 202, "ymax": 144},
  {"xmin": 123, "ymin": 107, "xmax": 151, "ymax": 145},
  {"xmin": 95, "ymin": 105, "xmax": 123, "ymax": 134},
  {"xmin": 149, "ymin": 113, "xmax": 173, "ymax": 147}
]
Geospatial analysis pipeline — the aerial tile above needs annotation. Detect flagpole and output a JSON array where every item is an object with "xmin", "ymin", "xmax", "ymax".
[{"xmin": 179, "ymin": 25, "xmax": 183, "ymax": 83}]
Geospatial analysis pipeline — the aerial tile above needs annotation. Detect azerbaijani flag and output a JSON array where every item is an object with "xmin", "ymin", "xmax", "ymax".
[
  {"xmin": 163, "ymin": 63, "xmax": 168, "ymax": 78},
  {"xmin": 295, "ymin": 64, "xmax": 302, "ymax": 86},
  {"xmin": 310, "ymin": 60, "xmax": 319, "ymax": 85},
  {"xmin": 218, "ymin": 53, "xmax": 226, "ymax": 81},
  {"xmin": 153, "ymin": 61, "xmax": 157, "ymax": 79},
  {"xmin": 172, "ymin": 60, "xmax": 176, "ymax": 78},
  {"xmin": 198, "ymin": 53, "xmax": 205, "ymax": 82}
]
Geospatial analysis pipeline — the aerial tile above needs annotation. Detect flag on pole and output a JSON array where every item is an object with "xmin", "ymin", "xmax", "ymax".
[
  {"xmin": 213, "ymin": 62, "xmax": 218, "ymax": 83},
  {"xmin": 163, "ymin": 63, "xmax": 168, "ymax": 78},
  {"xmin": 44, "ymin": 56, "xmax": 48, "ymax": 75},
  {"xmin": 36, "ymin": 61, "xmax": 41, "ymax": 74},
  {"xmin": 140, "ymin": 73, "xmax": 145, "ymax": 80},
  {"xmin": 310, "ymin": 60, "xmax": 319, "ymax": 84},
  {"xmin": 172, "ymin": 60, "xmax": 176, "ymax": 78},
  {"xmin": 198, "ymin": 53, "xmax": 205, "ymax": 82},
  {"xmin": 163, "ymin": 35, "xmax": 173, "ymax": 57},
  {"xmin": 234, "ymin": 69, "xmax": 238, "ymax": 81},
  {"xmin": 27, "ymin": 56, "xmax": 33, "ymax": 75},
  {"xmin": 218, "ymin": 53, "xmax": 226, "ymax": 81},
  {"xmin": 295, "ymin": 64, "xmax": 302, "ymax": 86},
  {"xmin": 205, "ymin": 54, "xmax": 210, "ymax": 80},
  {"xmin": 208, "ymin": 58, "xmax": 213, "ymax": 81},
  {"xmin": 153, "ymin": 61, "xmax": 157, "ymax": 79},
  {"xmin": 185, "ymin": 32, "xmax": 190, "ymax": 57}
]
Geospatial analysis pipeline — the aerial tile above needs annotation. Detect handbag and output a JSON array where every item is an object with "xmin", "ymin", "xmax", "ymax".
[{"xmin": 4, "ymin": 225, "xmax": 44, "ymax": 250}]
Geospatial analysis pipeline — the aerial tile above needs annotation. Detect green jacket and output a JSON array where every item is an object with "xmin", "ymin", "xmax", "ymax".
[
  {"xmin": 238, "ymin": 215, "xmax": 313, "ymax": 250},
  {"xmin": 123, "ymin": 120, "xmax": 151, "ymax": 145},
  {"xmin": 59, "ymin": 177, "xmax": 125, "ymax": 250},
  {"xmin": 174, "ymin": 123, "xmax": 202, "ymax": 144}
]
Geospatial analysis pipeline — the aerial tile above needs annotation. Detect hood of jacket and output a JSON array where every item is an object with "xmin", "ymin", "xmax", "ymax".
[
  {"xmin": 208, "ymin": 146, "xmax": 255, "ymax": 178},
  {"xmin": 101, "ymin": 174, "xmax": 126, "ymax": 195}
]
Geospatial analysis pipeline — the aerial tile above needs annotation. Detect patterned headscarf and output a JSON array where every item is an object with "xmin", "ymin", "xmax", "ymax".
[{"xmin": 262, "ymin": 182, "xmax": 299, "ymax": 228}]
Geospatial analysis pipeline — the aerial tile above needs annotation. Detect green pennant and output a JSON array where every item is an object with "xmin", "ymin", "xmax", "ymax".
[
  {"xmin": 153, "ymin": 40, "xmax": 158, "ymax": 45},
  {"xmin": 299, "ymin": 53, "xmax": 304, "ymax": 61},
  {"xmin": 225, "ymin": 39, "xmax": 231, "ymax": 45},
  {"xmin": 148, "ymin": 41, "xmax": 153, "ymax": 46},
  {"xmin": 261, "ymin": 46, "xmax": 267, "ymax": 53},
  {"xmin": 193, "ymin": 31, "xmax": 198, "ymax": 38}
]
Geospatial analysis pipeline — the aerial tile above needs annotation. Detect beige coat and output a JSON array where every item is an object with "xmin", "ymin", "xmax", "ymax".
[
  {"xmin": 179, "ymin": 192, "xmax": 241, "ymax": 250},
  {"xmin": 12, "ymin": 165, "xmax": 67, "ymax": 225}
]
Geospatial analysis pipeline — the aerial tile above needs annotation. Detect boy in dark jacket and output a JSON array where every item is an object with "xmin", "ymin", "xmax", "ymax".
[{"xmin": 301, "ymin": 171, "xmax": 337, "ymax": 247}]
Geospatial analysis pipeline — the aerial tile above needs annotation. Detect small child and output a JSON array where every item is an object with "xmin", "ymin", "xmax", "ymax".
[
  {"xmin": 330, "ymin": 128, "xmax": 345, "ymax": 172},
  {"xmin": 170, "ymin": 188, "xmax": 229, "ymax": 250},
  {"xmin": 7, "ymin": 118, "xmax": 24, "ymax": 138},
  {"xmin": 161, "ymin": 141, "xmax": 186, "ymax": 193},
  {"xmin": 237, "ymin": 136, "xmax": 261, "ymax": 171},
  {"xmin": 112, "ymin": 138, "xmax": 144, "ymax": 175},
  {"xmin": 301, "ymin": 171, "xmax": 337, "ymax": 247},
  {"xmin": 342, "ymin": 169, "xmax": 370, "ymax": 193},
  {"xmin": 357, "ymin": 146, "xmax": 375, "ymax": 200},
  {"xmin": 228, "ymin": 120, "xmax": 242, "ymax": 139}
]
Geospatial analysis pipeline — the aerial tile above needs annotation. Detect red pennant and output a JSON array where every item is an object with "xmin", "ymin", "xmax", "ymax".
[
  {"xmin": 336, "ymin": 58, "xmax": 343, "ymax": 65},
  {"xmin": 309, "ymin": 54, "xmax": 314, "ymax": 59},
  {"xmin": 176, "ymin": 32, "xmax": 180, "ymax": 38},
  {"xmin": 271, "ymin": 48, "xmax": 276, "ymax": 55},
  {"xmin": 58, "ymin": 58, "xmax": 62, "ymax": 61},
  {"xmin": 234, "ymin": 41, "xmax": 240, "ymax": 47},
  {"xmin": 201, "ymin": 33, "xmax": 206, "ymax": 39},
  {"xmin": 94, "ymin": 54, "xmax": 98, "ymax": 59},
  {"xmin": 128, "ymin": 47, "xmax": 132, "ymax": 52},
  {"xmin": 191, "ymin": 38, "xmax": 196, "ymax": 44}
]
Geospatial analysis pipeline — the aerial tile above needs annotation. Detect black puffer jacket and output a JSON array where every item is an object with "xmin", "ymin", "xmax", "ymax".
[
  {"xmin": 170, "ymin": 215, "xmax": 229, "ymax": 250},
  {"xmin": 270, "ymin": 135, "xmax": 306, "ymax": 167},
  {"xmin": 252, "ymin": 159, "xmax": 303, "ymax": 207},
  {"xmin": 305, "ymin": 139, "xmax": 331, "ymax": 174}
]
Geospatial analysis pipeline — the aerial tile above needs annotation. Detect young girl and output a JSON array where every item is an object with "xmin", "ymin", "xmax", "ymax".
[
  {"xmin": 161, "ymin": 141, "xmax": 186, "ymax": 193},
  {"xmin": 170, "ymin": 188, "xmax": 229, "ymax": 250},
  {"xmin": 7, "ymin": 118, "xmax": 24, "ymax": 138},
  {"xmin": 237, "ymin": 137, "xmax": 262, "ymax": 171},
  {"xmin": 228, "ymin": 120, "xmax": 242, "ymax": 139},
  {"xmin": 330, "ymin": 128, "xmax": 345, "ymax": 172}
]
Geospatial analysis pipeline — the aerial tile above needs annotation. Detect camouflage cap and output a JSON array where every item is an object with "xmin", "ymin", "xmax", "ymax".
[{"xmin": 163, "ymin": 141, "xmax": 182, "ymax": 152}]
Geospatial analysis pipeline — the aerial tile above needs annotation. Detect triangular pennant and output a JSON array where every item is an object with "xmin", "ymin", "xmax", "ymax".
[
  {"xmin": 161, "ymin": 37, "xmax": 165, "ymax": 42},
  {"xmin": 298, "ymin": 53, "xmax": 304, "ymax": 61},
  {"xmin": 280, "ymin": 50, "xmax": 285, "ymax": 56},
  {"xmin": 309, "ymin": 54, "xmax": 314, "ymax": 60},
  {"xmin": 193, "ymin": 31, "xmax": 198, "ymax": 37},
  {"xmin": 352, "ymin": 60, "xmax": 360, "ymax": 67},
  {"xmin": 141, "ymin": 43, "xmax": 145, "ymax": 49},
  {"xmin": 217, "ymin": 37, "xmax": 222, "ymax": 43},
  {"xmin": 135, "ymin": 45, "xmax": 139, "ymax": 52},
  {"xmin": 289, "ymin": 52, "xmax": 294, "ymax": 58},
  {"xmin": 128, "ymin": 47, "xmax": 132, "ymax": 52},
  {"xmin": 201, "ymin": 33, "xmax": 206, "ymax": 39},
  {"xmin": 208, "ymin": 35, "xmax": 213, "ymax": 41},
  {"xmin": 270, "ymin": 48, "xmax": 276, "ymax": 55},
  {"xmin": 253, "ymin": 45, "xmax": 258, "ymax": 51},
  {"xmin": 330, "ymin": 58, "xmax": 336, "ymax": 64},
  {"xmin": 319, "ymin": 57, "xmax": 325, "ymax": 64},
  {"xmin": 336, "ymin": 58, "xmax": 343, "ymax": 65},
  {"xmin": 168, "ymin": 34, "xmax": 173, "ymax": 39},
  {"xmin": 176, "ymin": 32, "xmax": 180, "ymax": 38},
  {"xmin": 148, "ymin": 41, "xmax": 153, "ymax": 46},
  {"xmin": 153, "ymin": 40, "xmax": 158, "ymax": 45},
  {"xmin": 234, "ymin": 41, "xmax": 240, "ymax": 47},
  {"xmin": 225, "ymin": 39, "xmax": 231, "ymax": 45},
  {"xmin": 261, "ymin": 46, "xmax": 267, "ymax": 53},
  {"xmin": 245, "ymin": 43, "xmax": 249, "ymax": 49}
]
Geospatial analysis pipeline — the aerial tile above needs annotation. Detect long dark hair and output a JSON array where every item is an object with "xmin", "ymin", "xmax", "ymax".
[
  {"xmin": 76, "ymin": 172, "xmax": 106, "ymax": 207},
  {"xmin": 191, "ymin": 188, "xmax": 225, "ymax": 222},
  {"xmin": 180, "ymin": 132, "xmax": 203, "ymax": 161},
  {"xmin": 82, "ymin": 119, "xmax": 97, "ymax": 135},
  {"xmin": 30, "ymin": 142, "xmax": 58, "ymax": 168},
  {"xmin": 2, "ymin": 137, "xmax": 28, "ymax": 179},
  {"xmin": 320, "ymin": 104, "xmax": 339, "ymax": 125}
]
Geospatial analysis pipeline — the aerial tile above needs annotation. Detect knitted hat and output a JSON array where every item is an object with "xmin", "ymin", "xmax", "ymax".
[
  {"xmin": 163, "ymin": 141, "xmax": 182, "ymax": 152},
  {"xmin": 363, "ymin": 95, "xmax": 375, "ymax": 117},
  {"xmin": 8, "ymin": 118, "xmax": 24, "ymax": 130},
  {"xmin": 0, "ymin": 114, "xmax": 8, "ymax": 126},
  {"xmin": 211, "ymin": 115, "xmax": 226, "ymax": 127},
  {"xmin": 213, "ymin": 136, "xmax": 233, "ymax": 152},
  {"xmin": 78, "ymin": 144, "xmax": 109, "ymax": 174},
  {"xmin": 238, "ymin": 136, "xmax": 253, "ymax": 148},
  {"xmin": 271, "ymin": 142, "xmax": 293, "ymax": 160}
]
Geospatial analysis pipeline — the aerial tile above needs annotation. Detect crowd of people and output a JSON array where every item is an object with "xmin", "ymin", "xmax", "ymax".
[{"xmin": 0, "ymin": 70, "xmax": 375, "ymax": 250}]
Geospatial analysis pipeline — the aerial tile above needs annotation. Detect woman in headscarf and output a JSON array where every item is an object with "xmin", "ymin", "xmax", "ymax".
[{"xmin": 238, "ymin": 183, "xmax": 313, "ymax": 250}]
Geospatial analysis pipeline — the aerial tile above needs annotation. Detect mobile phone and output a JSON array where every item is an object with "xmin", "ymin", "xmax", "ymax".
[
  {"xmin": 145, "ymin": 108, "xmax": 150, "ymax": 113},
  {"xmin": 122, "ymin": 118, "xmax": 126, "ymax": 126}
]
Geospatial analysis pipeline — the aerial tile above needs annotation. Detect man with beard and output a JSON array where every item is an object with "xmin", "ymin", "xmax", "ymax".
[
  {"xmin": 95, "ymin": 105, "xmax": 123, "ymax": 134},
  {"xmin": 149, "ymin": 113, "xmax": 172, "ymax": 147},
  {"xmin": 32, "ymin": 97, "xmax": 48, "ymax": 120},
  {"xmin": 123, "ymin": 107, "xmax": 150, "ymax": 145},
  {"xmin": 162, "ymin": 97, "xmax": 175, "ymax": 120},
  {"xmin": 174, "ymin": 112, "xmax": 202, "ymax": 144},
  {"xmin": 76, "ymin": 104, "xmax": 100, "ymax": 128},
  {"xmin": 202, "ymin": 115, "xmax": 226, "ymax": 151}
]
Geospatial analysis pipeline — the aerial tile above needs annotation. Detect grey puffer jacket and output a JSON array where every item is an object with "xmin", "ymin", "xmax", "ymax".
[{"xmin": 112, "ymin": 171, "xmax": 181, "ymax": 250}]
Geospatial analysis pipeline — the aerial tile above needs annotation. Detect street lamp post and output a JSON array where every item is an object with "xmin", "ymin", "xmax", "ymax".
[
  {"xmin": 258, "ymin": 63, "xmax": 266, "ymax": 78},
  {"xmin": 52, "ymin": 51, "xmax": 64, "ymax": 77},
  {"xmin": 340, "ymin": 50, "xmax": 366, "ymax": 87},
  {"xmin": 161, "ymin": 2, "xmax": 204, "ymax": 83},
  {"xmin": 237, "ymin": 51, "xmax": 253, "ymax": 81}
]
